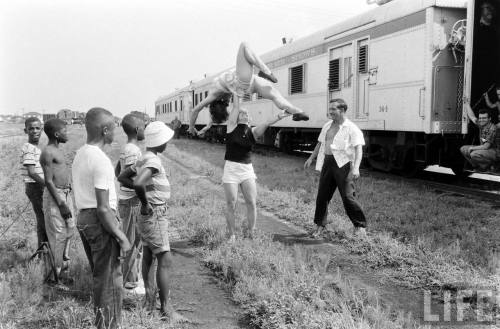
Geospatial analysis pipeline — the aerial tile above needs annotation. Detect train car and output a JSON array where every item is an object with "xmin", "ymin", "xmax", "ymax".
[{"xmin": 156, "ymin": 0, "xmax": 498, "ymax": 176}]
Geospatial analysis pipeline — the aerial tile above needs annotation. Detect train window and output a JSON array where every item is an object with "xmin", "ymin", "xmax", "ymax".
[
  {"xmin": 329, "ymin": 59, "xmax": 341, "ymax": 91},
  {"xmin": 344, "ymin": 57, "xmax": 352, "ymax": 88},
  {"xmin": 195, "ymin": 94, "xmax": 198, "ymax": 105},
  {"xmin": 358, "ymin": 44, "xmax": 368, "ymax": 74},
  {"xmin": 289, "ymin": 64, "xmax": 305, "ymax": 94}
]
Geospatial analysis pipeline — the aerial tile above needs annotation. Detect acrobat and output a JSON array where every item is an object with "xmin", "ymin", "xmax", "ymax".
[{"xmin": 188, "ymin": 42, "xmax": 309, "ymax": 134}]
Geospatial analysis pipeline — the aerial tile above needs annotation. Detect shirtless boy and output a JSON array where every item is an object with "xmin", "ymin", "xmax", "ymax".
[{"xmin": 40, "ymin": 118, "xmax": 75, "ymax": 280}]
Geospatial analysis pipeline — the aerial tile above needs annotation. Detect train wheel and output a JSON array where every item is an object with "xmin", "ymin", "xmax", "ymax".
[{"xmin": 400, "ymin": 149, "xmax": 422, "ymax": 177}]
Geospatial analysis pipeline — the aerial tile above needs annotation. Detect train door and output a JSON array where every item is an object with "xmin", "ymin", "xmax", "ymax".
[
  {"xmin": 328, "ymin": 44, "xmax": 354, "ymax": 115},
  {"xmin": 463, "ymin": 0, "xmax": 500, "ymax": 134},
  {"xmin": 355, "ymin": 39, "xmax": 369, "ymax": 119}
]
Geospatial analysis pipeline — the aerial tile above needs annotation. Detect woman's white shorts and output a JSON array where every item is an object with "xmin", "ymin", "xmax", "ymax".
[{"xmin": 222, "ymin": 160, "xmax": 257, "ymax": 184}]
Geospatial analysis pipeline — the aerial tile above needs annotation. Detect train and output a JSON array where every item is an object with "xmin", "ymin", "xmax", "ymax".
[{"xmin": 155, "ymin": 0, "xmax": 497, "ymax": 177}]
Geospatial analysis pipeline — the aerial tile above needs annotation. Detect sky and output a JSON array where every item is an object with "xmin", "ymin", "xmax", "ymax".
[{"xmin": 0, "ymin": 0, "xmax": 373, "ymax": 118}]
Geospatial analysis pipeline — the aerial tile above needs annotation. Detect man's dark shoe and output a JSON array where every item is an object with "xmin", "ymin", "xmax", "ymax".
[
  {"xmin": 258, "ymin": 71, "xmax": 278, "ymax": 83},
  {"xmin": 292, "ymin": 112, "xmax": 309, "ymax": 121}
]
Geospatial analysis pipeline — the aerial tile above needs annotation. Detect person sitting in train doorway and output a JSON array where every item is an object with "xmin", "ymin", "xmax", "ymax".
[
  {"xmin": 188, "ymin": 42, "xmax": 309, "ymax": 135},
  {"xmin": 462, "ymin": 102, "xmax": 499, "ymax": 171},
  {"xmin": 222, "ymin": 91, "xmax": 290, "ymax": 242},
  {"xmin": 304, "ymin": 99, "xmax": 367, "ymax": 239}
]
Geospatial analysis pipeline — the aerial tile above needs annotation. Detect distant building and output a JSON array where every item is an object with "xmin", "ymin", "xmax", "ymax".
[
  {"xmin": 57, "ymin": 109, "xmax": 75, "ymax": 124},
  {"xmin": 43, "ymin": 113, "xmax": 57, "ymax": 122},
  {"xmin": 23, "ymin": 112, "xmax": 44, "ymax": 123}
]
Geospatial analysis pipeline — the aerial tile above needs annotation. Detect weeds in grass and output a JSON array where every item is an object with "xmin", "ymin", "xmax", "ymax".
[
  {"xmin": 165, "ymin": 158, "xmax": 423, "ymax": 328},
  {"xmin": 167, "ymin": 140, "xmax": 500, "ymax": 291}
]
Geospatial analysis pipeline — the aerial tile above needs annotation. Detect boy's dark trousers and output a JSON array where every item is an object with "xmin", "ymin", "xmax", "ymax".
[
  {"xmin": 77, "ymin": 209, "xmax": 122, "ymax": 329},
  {"xmin": 313, "ymin": 155, "xmax": 367, "ymax": 228},
  {"xmin": 25, "ymin": 182, "xmax": 48, "ymax": 247}
]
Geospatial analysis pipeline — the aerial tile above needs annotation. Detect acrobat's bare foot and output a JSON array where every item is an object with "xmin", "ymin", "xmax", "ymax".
[{"xmin": 258, "ymin": 71, "xmax": 278, "ymax": 83}]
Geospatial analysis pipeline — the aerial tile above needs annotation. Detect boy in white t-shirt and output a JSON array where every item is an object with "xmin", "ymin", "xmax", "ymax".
[{"xmin": 72, "ymin": 108, "xmax": 131, "ymax": 329}]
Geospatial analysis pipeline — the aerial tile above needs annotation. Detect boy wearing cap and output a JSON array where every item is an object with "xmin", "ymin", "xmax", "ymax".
[
  {"xmin": 118, "ymin": 121, "xmax": 179, "ymax": 321},
  {"xmin": 114, "ymin": 113, "xmax": 145, "ymax": 290}
]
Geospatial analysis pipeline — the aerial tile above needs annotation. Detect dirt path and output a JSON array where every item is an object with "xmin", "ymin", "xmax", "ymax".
[
  {"xmin": 168, "ymin": 241, "xmax": 246, "ymax": 328},
  {"xmin": 167, "ymin": 155, "xmax": 427, "ymax": 324}
]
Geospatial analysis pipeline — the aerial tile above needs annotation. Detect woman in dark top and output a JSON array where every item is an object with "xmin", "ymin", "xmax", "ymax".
[{"xmin": 223, "ymin": 92, "xmax": 289, "ymax": 242}]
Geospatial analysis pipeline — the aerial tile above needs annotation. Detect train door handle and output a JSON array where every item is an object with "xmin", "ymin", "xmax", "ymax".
[{"xmin": 419, "ymin": 86, "xmax": 426, "ymax": 118}]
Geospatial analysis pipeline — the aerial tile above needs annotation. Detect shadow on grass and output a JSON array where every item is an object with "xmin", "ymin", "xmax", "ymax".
[{"xmin": 272, "ymin": 233, "xmax": 325, "ymax": 246}]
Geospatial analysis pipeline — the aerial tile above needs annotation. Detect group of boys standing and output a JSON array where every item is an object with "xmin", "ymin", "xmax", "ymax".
[{"xmin": 21, "ymin": 107, "xmax": 180, "ymax": 329}]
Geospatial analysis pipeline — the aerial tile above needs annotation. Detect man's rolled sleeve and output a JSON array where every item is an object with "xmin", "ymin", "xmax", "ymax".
[{"xmin": 351, "ymin": 126, "xmax": 365, "ymax": 147}]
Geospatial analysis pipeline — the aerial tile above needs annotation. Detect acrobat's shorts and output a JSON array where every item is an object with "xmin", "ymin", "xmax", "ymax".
[{"xmin": 222, "ymin": 160, "xmax": 257, "ymax": 185}]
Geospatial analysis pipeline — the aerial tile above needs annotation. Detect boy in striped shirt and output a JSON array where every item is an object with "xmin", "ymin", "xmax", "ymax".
[
  {"xmin": 118, "ymin": 121, "xmax": 181, "ymax": 321},
  {"xmin": 20, "ymin": 117, "xmax": 47, "ymax": 248}
]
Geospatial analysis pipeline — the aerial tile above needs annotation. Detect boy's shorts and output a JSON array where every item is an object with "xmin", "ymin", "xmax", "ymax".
[
  {"xmin": 43, "ymin": 187, "xmax": 75, "ymax": 265},
  {"xmin": 137, "ymin": 204, "xmax": 170, "ymax": 254}
]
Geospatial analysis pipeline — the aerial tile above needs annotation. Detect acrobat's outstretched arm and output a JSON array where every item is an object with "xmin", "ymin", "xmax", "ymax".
[
  {"xmin": 189, "ymin": 90, "xmax": 221, "ymax": 134},
  {"xmin": 196, "ymin": 120, "xmax": 213, "ymax": 136}
]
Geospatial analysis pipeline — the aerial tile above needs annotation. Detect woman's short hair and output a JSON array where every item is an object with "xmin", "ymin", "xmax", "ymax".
[{"xmin": 209, "ymin": 98, "xmax": 229, "ymax": 123}]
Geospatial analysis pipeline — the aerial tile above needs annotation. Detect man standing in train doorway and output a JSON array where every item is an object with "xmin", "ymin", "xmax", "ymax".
[{"xmin": 304, "ymin": 99, "xmax": 367, "ymax": 238}]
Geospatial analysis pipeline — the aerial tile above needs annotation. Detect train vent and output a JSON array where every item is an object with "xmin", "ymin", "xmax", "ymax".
[
  {"xmin": 289, "ymin": 64, "xmax": 305, "ymax": 94},
  {"xmin": 358, "ymin": 45, "xmax": 368, "ymax": 74},
  {"xmin": 329, "ymin": 59, "xmax": 340, "ymax": 91}
]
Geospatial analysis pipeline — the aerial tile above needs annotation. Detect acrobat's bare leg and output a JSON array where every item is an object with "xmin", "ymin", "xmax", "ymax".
[
  {"xmin": 253, "ymin": 78, "xmax": 309, "ymax": 121},
  {"xmin": 236, "ymin": 42, "xmax": 277, "ymax": 83}
]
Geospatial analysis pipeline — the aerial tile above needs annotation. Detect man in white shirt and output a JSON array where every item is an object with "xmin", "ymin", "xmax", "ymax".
[
  {"xmin": 304, "ymin": 99, "xmax": 367, "ymax": 238},
  {"xmin": 72, "ymin": 107, "xmax": 131, "ymax": 329}
]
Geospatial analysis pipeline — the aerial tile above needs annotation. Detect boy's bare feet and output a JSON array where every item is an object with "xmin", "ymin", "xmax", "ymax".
[{"xmin": 160, "ymin": 308, "xmax": 190, "ymax": 324}]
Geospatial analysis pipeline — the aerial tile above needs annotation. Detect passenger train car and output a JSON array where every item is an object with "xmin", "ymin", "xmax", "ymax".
[{"xmin": 156, "ymin": 0, "xmax": 496, "ymax": 176}]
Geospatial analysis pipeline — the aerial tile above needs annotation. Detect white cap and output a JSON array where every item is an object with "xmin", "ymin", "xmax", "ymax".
[{"xmin": 145, "ymin": 121, "xmax": 174, "ymax": 148}]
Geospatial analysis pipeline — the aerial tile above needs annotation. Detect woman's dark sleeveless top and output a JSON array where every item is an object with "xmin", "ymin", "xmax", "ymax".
[{"xmin": 224, "ymin": 124, "xmax": 256, "ymax": 164}]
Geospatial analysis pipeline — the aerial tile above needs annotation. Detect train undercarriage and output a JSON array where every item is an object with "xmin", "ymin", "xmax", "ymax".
[{"xmin": 183, "ymin": 124, "xmax": 472, "ymax": 177}]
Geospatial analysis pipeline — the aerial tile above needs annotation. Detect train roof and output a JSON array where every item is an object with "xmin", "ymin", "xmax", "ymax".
[
  {"xmin": 156, "ymin": 0, "xmax": 467, "ymax": 103},
  {"xmin": 260, "ymin": 0, "xmax": 467, "ymax": 62}
]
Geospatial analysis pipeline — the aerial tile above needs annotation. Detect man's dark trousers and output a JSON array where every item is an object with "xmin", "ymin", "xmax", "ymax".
[{"xmin": 314, "ymin": 154, "xmax": 366, "ymax": 228}]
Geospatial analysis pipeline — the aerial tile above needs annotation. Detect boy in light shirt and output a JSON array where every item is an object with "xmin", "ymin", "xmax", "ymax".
[
  {"xmin": 20, "ymin": 117, "xmax": 47, "ymax": 249},
  {"xmin": 114, "ymin": 113, "xmax": 145, "ymax": 290}
]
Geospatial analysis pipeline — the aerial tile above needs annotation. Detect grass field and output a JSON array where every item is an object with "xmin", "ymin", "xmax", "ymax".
[
  {"xmin": 1, "ymin": 122, "xmax": 496, "ymax": 328},
  {"xmin": 166, "ymin": 138, "xmax": 500, "ymax": 289}
]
